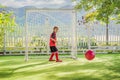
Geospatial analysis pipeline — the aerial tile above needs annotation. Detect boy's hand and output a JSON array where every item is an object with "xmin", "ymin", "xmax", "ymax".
[{"xmin": 53, "ymin": 39, "xmax": 56, "ymax": 43}]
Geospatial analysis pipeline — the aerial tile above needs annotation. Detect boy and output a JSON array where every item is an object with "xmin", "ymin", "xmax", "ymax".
[{"xmin": 49, "ymin": 26, "xmax": 62, "ymax": 62}]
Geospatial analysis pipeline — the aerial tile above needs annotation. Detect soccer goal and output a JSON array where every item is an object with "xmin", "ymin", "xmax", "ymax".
[{"xmin": 25, "ymin": 9, "xmax": 77, "ymax": 61}]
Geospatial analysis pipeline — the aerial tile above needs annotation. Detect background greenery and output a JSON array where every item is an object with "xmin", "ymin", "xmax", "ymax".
[
  {"xmin": 0, "ymin": 6, "xmax": 16, "ymax": 51},
  {"xmin": 74, "ymin": 0, "xmax": 120, "ymax": 23}
]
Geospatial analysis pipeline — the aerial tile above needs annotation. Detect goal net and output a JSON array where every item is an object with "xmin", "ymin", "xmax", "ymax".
[{"xmin": 25, "ymin": 9, "xmax": 77, "ymax": 61}]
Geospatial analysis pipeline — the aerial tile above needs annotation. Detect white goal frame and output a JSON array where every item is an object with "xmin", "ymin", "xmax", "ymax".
[{"xmin": 25, "ymin": 8, "xmax": 77, "ymax": 61}]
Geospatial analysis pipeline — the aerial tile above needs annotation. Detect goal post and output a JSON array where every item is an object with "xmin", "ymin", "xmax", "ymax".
[{"xmin": 25, "ymin": 8, "xmax": 77, "ymax": 61}]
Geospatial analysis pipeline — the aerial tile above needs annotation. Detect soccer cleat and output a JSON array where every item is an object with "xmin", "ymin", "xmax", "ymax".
[{"xmin": 56, "ymin": 60, "xmax": 62, "ymax": 62}]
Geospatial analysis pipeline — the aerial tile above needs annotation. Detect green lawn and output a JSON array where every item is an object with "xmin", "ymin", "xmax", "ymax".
[{"xmin": 0, "ymin": 54, "xmax": 120, "ymax": 80}]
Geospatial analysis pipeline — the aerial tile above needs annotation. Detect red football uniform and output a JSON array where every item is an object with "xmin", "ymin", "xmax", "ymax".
[{"xmin": 49, "ymin": 31, "xmax": 62, "ymax": 62}]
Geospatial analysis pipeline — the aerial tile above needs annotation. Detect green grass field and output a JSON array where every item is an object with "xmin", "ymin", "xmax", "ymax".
[{"xmin": 0, "ymin": 54, "xmax": 120, "ymax": 80}]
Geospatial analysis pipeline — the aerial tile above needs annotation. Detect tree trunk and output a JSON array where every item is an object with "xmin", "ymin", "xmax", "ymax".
[{"xmin": 106, "ymin": 23, "xmax": 109, "ymax": 45}]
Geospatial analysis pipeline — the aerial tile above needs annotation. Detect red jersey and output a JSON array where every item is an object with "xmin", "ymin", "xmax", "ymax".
[{"xmin": 49, "ymin": 32, "xmax": 57, "ymax": 46}]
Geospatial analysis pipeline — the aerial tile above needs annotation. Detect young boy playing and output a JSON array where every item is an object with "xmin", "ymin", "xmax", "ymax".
[{"xmin": 49, "ymin": 26, "xmax": 62, "ymax": 62}]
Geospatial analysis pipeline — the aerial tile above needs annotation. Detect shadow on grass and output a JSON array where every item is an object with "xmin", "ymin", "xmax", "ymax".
[
  {"xmin": 0, "ymin": 61, "xmax": 106, "ymax": 79},
  {"xmin": 47, "ymin": 73, "xmax": 102, "ymax": 80},
  {"xmin": 108, "ymin": 58, "xmax": 120, "ymax": 73},
  {"xmin": 46, "ymin": 59, "xmax": 120, "ymax": 80},
  {"xmin": 0, "ymin": 61, "xmax": 48, "ymax": 78},
  {"xmin": 0, "ymin": 61, "xmax": 99, "ymax": 79},
  {"xmin": 0, "ymin": 60, "xmax": 24, "ymax": 66},
  {"xmin": 0, "ymin": 54, "xmax": 120, "ymax": 80},
  {"xmin": 103, "ymin": 58, "xmax": 120, "ymax": 80},
  {"xmin": 0, "ymin": 68, "xmax": 13, "ymax": 78}
]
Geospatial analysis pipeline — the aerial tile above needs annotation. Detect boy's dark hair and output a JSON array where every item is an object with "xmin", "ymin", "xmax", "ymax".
[{"xmin": 53, "ymin": 26, "xmax": 59, "ymax": 30}]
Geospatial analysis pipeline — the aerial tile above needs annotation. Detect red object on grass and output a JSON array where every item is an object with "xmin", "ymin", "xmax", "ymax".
[{"xmin": 85, "ymin": 50, "xmax": 95, "ymax": 60}]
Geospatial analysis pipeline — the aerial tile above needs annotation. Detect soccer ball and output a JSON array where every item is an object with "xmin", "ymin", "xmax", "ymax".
[{"xmin": 85, "ymin": 50, "xmax": 95, "ymax": 60}]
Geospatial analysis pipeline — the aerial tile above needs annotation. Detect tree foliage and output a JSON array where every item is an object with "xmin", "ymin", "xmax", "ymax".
[
  {"xmin": 0, "ymin": 6, "xmax": 16, "ymax": 50},
  {"xmin": 74, "ymin": 0, "xmax": 120, "ymax": 23},
  {"xmin": 0, "ymin": 11, "xmax": 16, "ymax": 25}
]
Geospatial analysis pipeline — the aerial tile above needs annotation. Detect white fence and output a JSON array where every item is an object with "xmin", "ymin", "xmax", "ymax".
[
  {"xmin": 1, "ymin": 21, "xmax": 119, "ymax": 55},
  {"xmin": 77, "ymin": 20, "xmax": 120, "ymax": 53},
  {"xmin": 0, "ymin": 16, "xmax": 120, "ymax": 54}
]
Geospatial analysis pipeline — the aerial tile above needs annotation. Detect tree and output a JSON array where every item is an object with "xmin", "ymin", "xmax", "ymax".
[
  {"xmin": 74, "ymin": 0, "xmax": 120, "ymax": 45},
  {"xmin": 0, "ymin": 5, "xmax": 16, "ymax": 52},
  {"xmin": 74, "ymin": 0, "xmax": 120, "ymax": 23}
]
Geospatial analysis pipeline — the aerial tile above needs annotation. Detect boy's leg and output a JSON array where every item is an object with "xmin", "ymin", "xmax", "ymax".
[
  {"xmin": 49, "ymin": 47, "xmax": 55, "ymax": 61},
  {"xmin": 55, "ymin": 51, "xmax": 62, "ymax": 62},
  {"xmin": 49, "ymin": 52, "xmax": 55, "ymax": 61},
  {"xmin": 55, "ymin": 51, "xmax": 59, "ymax": 61}
]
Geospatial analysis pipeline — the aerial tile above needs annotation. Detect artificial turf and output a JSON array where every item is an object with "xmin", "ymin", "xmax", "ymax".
[{"xmin": 0, "ymin": 53, "xmax": 120, "ymax": 80}]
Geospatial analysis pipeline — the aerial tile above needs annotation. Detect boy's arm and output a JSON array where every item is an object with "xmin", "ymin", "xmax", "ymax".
[
  {"xmin": 51, "ymin": 33, "xmax": 56, "ymax": 42},
  {"xmin": 50, "ymin": 38, "xmax": 56, "ymax": 42}
]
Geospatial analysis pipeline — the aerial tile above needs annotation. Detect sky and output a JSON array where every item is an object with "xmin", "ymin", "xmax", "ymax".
[{"xmin": 0, "ymin": 0, "xmax": 77, "ymax": 8}]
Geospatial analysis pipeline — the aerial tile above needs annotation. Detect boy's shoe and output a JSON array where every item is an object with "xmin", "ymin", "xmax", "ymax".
[
  {"xmin": 56, "ymin": 60, "xmax": 62, "ymax": 62},
  {"xmin": 49, "ymin": 59, "xmax": 56, "ymax": 61}
]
